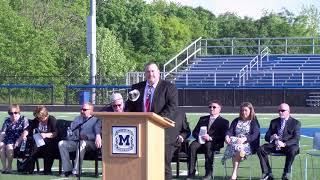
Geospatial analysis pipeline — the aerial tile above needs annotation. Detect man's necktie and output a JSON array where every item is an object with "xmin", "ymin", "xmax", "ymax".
[
  {"xmin": 145, "ymin": 85, "xmax": 152, "ymax": 112},
  {"xmin": 278, "ymin": 120, "xmax": 286, "ymax": 139},
  {"xmin": 208, "ymin": 118, "xmax": 215, "ymax": 129}
]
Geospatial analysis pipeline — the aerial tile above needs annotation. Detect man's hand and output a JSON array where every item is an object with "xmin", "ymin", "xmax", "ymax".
[
  {"xmin": 176, "ymin": 135, "xmax": 184, "ymax": 143},
  {"xmin": 225, "ymin": 135, "xmax": 231, "ymax": 144},
  {"xmin": 277, "ymin": 140, "xmax": 286, "ymax": 147},
  {"xmin": 95, "ymin": 134, "xmax": 102, "ymax": 148},
  {"xmin": 270, "ymin": 134, "xmax": 279, "ymax": 142},
  {"xmin": 237, "ymin": 137, "xmax": 247, "ymax": 144},
  {"xmin": 201, "ymin": 134, "xmax": 212, "ymax": 142}
]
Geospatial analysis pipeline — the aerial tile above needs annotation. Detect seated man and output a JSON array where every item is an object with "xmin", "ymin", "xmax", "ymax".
[
  {"xmin": 165, "ymin": 110, "xmax": 191, "ymax": 180},
  {"xmin": 58, "ymin": 102, "xmax": 102, "ymax": 177},
  {"xmin": 187, "ymin": 100, "xmax": 229, "ymax": 180},
  {"xmin": 100, "ymin": 92, "xmax": 125, "ymax": 112},
  {"xmin": 257, "ymin": 103, "xmax": 301, "ymax": 180}
]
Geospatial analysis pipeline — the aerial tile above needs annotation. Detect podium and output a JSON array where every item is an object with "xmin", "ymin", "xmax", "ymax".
[{"xmin": 93, "ymin": 112, "xmax": 175, "ymax": 180}]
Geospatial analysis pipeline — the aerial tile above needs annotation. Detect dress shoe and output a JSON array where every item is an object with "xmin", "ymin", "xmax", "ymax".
[
  {"xmin": 260, "ymin": 173, "xmax": 273, "ymax": 180},
  {"xmin": 186, "ymin": 174, "xmax": 195, "ymax": 180},
  {"xmin": 203, "ymin": 174, "xmax": 213, "ymax": 180},
  {"xmin": 60, "ymin": 171, "xmax": 72, "ymax": 177},
  {"xmin": 282, "ymin": 173, "xmax": 290, "ymax": 180},
  {"xmin": 41, "ymin": 170, "xmax": 52, "ymax": 175}
]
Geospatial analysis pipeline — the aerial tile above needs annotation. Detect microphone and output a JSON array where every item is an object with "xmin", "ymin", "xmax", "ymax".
[{"xmin": 128, "ymin": 89, "xmax": 140, "ymax": 102}]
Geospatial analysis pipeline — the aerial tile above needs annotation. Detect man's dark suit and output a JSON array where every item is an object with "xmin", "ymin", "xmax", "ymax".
[
  {"xmin": 126, "ymin": 79, "xmax": 178, "ymax": 180},
  {"xmin": 165, "ymin": 111, "xmax": 191, "ymax": 180},
  {"xmin": 257, "ymin": 117, "xmax": 301, "ymax": 174},
  {"xmin": 188, "ymin": 115, "xmax": 229, "ymax": 177},
  {"xmin": 126, "ymin": 79, "xmax": 178, "ymax": 120}
]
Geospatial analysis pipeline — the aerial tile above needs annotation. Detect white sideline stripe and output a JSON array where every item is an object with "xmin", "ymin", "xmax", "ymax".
[{"xmin": 188, "ymin": 113, "xmax": 320, "ymax": 116}]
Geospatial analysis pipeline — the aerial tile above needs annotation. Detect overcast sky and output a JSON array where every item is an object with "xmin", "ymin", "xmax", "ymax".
[{"xmin": 145, "ymin": 0, "xmax": 319, "ymax": 19}]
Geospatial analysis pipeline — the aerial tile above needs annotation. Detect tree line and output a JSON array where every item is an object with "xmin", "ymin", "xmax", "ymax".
[{"xmin": 0, "ymin": 0, "xmax": 319, "ymax": 102}]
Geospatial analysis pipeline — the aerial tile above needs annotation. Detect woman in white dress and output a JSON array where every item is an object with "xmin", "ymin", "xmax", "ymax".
[{"xmin": 222, "ymin": 102, "xmax": 260, "ymax": 180}]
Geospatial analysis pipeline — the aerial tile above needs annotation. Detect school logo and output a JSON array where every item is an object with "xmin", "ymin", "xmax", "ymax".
[{"xmin": 112, "ymin": 126, "xmax": 137, "ymax": 154}]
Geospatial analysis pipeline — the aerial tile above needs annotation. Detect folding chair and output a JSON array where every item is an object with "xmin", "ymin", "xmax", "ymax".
[
  {"xmin": 270, "ymin": 143, "xmax": 303, "ymax": 180},
  {"xmin": 304, "ymin": 132, "xmax": 320, "ymax": 180},
  {"xmin": 223, "ymin": 154, "xmax": 253, "ymax": 180},
  {"xmin": 171, "ymin": 140, "xmax": 189, "ymax": 178}
]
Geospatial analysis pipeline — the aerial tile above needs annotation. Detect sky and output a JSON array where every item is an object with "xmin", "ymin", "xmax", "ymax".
[{"xmin": 145, "ymin": 0, "xmax": 320, "ymax": 19}]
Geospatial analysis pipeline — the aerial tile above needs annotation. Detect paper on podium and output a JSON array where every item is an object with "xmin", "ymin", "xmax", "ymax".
[
  {"xmin": 33, "ymin": 133, "xmax": 45, "ymax": 147},
  {"xmin": 199, "ymin": 126, "xmax": 207, "ymax": 144}
]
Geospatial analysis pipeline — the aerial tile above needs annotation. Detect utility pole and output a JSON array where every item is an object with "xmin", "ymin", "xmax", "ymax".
[{"xmin": 87, "ymin": 0, "xmax": 97, "ymax": 104}]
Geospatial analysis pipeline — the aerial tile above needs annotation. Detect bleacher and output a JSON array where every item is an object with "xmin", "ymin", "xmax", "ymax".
[
  {"xmin": 174, "ymin": 56, "xmax": 255, "ymax": 86},
  {"xmin": 174, "ymin": 54, "xmax": 320, "ymax": 88}
]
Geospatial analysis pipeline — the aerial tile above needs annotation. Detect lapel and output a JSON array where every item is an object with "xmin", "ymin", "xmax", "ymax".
[
  {"xmin": 275, "ymin": 118, "xmax": 282, "ymax": 132},
  {"xmin": 207, "ymin": 115, "xmax": 218, "ymax": 132},
  {"xmin": 203, "ymin": 115, "xmax": 210, "ymax": 127},
  {"xmin": 150, "ymin": 80, "xmax": 162, "ymax": 112},
  {"xmin": 138, "ymin": 81, "xmax": 147, "ymax": 110},
  {"xmin": 210, "ymin": 116, "xmax": 220, "ymax": 129}
]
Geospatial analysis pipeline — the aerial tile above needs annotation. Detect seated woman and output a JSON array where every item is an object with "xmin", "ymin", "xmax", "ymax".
[
  {"xmin": 221, "ymin": 102, "xmax": 260, "ymax": 180},
  {"xmin": 0, "ymin": 104, "xmax": 29, "ymax": 174},
  {"xmin": 26, "ymin": 105, "xmax": 58, "ymax": 175}
]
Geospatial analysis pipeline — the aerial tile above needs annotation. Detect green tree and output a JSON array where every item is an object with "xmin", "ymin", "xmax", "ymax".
[
  {"xmin": 0, "ymin": 0, "xmax": 59, "ymax": 81},
  {"xmin": 96, "ymin": 27, "xmax": 135, "ymax": 84}
]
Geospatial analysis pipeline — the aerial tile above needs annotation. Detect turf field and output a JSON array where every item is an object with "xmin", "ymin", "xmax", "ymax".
[{"xmin": 0, "ymin": 112, "xmax": 319, "ymax": 180}]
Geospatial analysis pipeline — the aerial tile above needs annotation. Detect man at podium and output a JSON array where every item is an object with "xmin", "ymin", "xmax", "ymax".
[
  {"xmin": 126, "ymin": 62, "xmax": 179, "ymax": 180},
  {"xmin": 126, "ymin": 62, "xmax": 178, "ymax": 120}
]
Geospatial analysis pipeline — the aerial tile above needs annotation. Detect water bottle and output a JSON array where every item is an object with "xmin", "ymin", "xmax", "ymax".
[
  {"xmin": 20, "ymin": 140, "xmax": 26, "ymax": 152},
  {"xmin": 67, "ymin": 127, "xmax": 73, "ymax": 137}
]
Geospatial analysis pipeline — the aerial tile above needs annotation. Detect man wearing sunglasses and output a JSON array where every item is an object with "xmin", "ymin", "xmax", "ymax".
[
  {"xmin": 58, "ymin": 102, "xmax": 102, "ymax": 177},
  {"xmin": 187, "ymin": 100, "xmax": 229, "ymax": 180},
  {"xmin": 257, "ymin": 103, "xmax": 301, "ymax": 180},
  {"xmin": 100, "ymin": 93, "xmax": 124, "ymax": 112}
]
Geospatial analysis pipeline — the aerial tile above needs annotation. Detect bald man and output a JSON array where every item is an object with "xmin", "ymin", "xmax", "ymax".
[{"xmin": 257, "ymin": 103, "xmax": 301, "ymax": 180}]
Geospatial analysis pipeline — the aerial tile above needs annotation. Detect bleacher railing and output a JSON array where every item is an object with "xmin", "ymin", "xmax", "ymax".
[
  {"xmin": 201, "ymin": 37, "xmax": 320, "ymax": 55},
  {"xmin": 174, "ymin": 71, "xmax": 320, "ymax": 87},
  {"xmin": 239, "ymin": 47, "xmax": 270, "ymax": 86},
  {"xmin": 163, "ymin": 37, "xmax": 202, "ymax": 79}
]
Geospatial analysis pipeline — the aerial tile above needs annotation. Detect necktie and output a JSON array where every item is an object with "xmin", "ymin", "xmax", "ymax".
[
  {"xmin": 278, "ymin": 120, "xmax": 286, "ymax": 139},
  {"xmin": 208, "ymin": 118, "xmax": 215, "ymax": 129},
  {"xmin": 145, "ymin": 85, "xmax": 152, "ymax": 112}
]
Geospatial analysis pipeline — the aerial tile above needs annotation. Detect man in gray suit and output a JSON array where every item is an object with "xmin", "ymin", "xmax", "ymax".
[{"xmin": 58, "ymin": 102, "xmax": 102, "ymax": 177}]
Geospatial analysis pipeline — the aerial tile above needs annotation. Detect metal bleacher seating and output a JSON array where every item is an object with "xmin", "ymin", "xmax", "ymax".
[{"xmin": 174, "ymin": 54, "xmax": 320, "ymax": 88}]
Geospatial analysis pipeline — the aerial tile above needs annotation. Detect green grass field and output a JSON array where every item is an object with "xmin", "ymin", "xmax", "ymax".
[{"xmin": 0, "ymin": 112, "xmax": 319, "ymax": 179}]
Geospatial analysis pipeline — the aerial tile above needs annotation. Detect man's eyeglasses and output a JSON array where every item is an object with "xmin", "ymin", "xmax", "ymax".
[
  {"xmin": 208, "ymin": 106, "xmax": 217, "ymax": 109},
  {"xmin": 8, "ymin": 111, "xmax": 19, "ymax": 115},
  {"xmin": 278, "ymin": 109, "xmax": 287, "ymax": 112},
  {"xmin": 81, "ymin": 108, "xmax": 90, "ymax": 112},
  {"xmin": 112, "ymin": 104, "xmax": 122, "ymax": 108}
]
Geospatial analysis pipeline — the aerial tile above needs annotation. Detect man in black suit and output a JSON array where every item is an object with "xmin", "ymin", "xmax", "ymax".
[
  {"xmin": 257, "ymin": 103, "xmax": 301, "ymax": 180},
  {"xmin": 126, "ymin": 62, "xmax": 178, "ymax": 120},
  {"xmin": 126, "ymin": 62, "xmax": 178, "ymax": 180},
  {"xmin": 187, "ymin": 100, "xmax": 229, "ymax": 180},
  {"xmin": 165, "ymin": 110, "xmax": 191, "ymax": 180}
]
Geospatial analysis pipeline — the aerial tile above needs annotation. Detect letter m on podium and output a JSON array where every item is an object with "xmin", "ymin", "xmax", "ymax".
[{"xmin": 119, "ymin": 135, "xmax": 130, "ymax": 145}]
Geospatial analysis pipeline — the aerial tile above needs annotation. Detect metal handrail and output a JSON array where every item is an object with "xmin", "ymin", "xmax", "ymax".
[{"xmin": 163, "ymin": 37, "xmax": 202, "ymax": 78}]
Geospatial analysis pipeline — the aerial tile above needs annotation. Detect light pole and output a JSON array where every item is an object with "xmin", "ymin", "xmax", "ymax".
[{"xmin": 87, "ymin": 0, "xmax": 97, "ymax": 104}]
